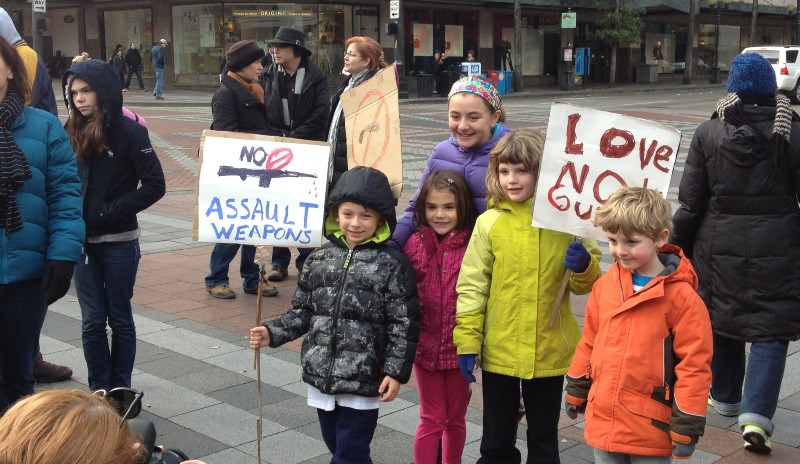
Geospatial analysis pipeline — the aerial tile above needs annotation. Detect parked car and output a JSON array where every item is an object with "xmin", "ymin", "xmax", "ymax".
[
  {"xmin": 673, "ymin": 58, "xmax": 727, "ymax": 73},
  {"xmin": 740, "ymin": 45, "xmax": 800, "ymax": 103}
]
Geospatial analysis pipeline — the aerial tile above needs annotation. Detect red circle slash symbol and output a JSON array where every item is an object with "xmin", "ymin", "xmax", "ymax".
[{"xmin": 265, "ymin": 147, "xmax": 293, "ymax": 171}]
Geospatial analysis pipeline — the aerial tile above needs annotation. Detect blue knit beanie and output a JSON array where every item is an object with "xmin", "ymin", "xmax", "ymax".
[{"xmin": 726, "ymin": 53, "xmax": 777, "ymax": 96}]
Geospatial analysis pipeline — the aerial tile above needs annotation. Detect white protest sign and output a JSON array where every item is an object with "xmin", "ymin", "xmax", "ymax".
[
  {"xmin": 532, "ymin": 103, "xmax": 681, "ymax": 242},
  {"xmin": 194, "ymin": 130, "xmax": 330, "ymax": 247}
]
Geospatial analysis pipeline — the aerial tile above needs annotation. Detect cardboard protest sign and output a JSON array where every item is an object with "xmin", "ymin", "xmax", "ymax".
[
  {"xmin": 532, "ymin": 103, "xmax": 681, "ymax": 242},
  {"xmin": 342, "ymin": 65, "xmax": 403, "ymax": 199},
  {"xmin": 194, "ymin": 130, "xmax": 330, "ymax": 247}
]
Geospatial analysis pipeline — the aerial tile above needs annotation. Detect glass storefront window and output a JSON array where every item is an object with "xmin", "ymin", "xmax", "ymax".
[
  {"xmin": 103, "ymin": 8, "xmax": 153, "ymax": 71},
  {"xmin": 699, "ymin": 23, "xmax": 740, "ymax": 72}
]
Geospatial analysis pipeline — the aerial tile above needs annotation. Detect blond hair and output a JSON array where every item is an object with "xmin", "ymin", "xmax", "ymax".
[
  {"xmin": 0, "ymin": 390, "xmax": 144, "ymax": 464},
  {"xmin": 593, "ymin": 186, "xmax": 672, "ymax": 239},
  {"xmin": 71, "ymin": 52, "xmax": 90, "ymax": 65},
  {"xmin": 486, "ymin": 128, "xmax": 545, "ymax": 204}
]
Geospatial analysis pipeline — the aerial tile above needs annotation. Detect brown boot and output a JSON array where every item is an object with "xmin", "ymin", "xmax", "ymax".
[{"xmin": 33, "ymin": 351, "xmax": 73, "ymax": 384}]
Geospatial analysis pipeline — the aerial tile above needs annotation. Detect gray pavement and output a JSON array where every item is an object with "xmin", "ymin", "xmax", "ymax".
[{"xmin": 35, "ymin": 77, "xmax": 800, "ymax": 463}]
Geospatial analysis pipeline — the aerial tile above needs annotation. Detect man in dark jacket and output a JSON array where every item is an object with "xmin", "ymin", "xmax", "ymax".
[
  {"xmin": 262, "ymin": 27, "xmax": 330, "ymax": 282},
  {"xmin": 124, "ymin": 42, "xmax": 145, "ymax": 91},
  {"xmin": 671, "ymin": 52, "xmax": 800, "ymax": 454}
]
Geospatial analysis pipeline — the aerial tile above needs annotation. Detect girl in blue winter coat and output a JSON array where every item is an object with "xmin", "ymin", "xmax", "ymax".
[{"xmin": 391, "ymin": 76, "xmax": 510, "ymax": 249}]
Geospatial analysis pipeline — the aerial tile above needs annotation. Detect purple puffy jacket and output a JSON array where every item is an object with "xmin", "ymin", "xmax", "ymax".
[{"xmin": 390, "ymin": 124, "xmax": 510, "ymax": 248}]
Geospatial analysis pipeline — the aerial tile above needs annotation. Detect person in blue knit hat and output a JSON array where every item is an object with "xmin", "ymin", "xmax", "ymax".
[{"xmin": 671, "ymin": 51, "xmax": 800, "ymax": 454}]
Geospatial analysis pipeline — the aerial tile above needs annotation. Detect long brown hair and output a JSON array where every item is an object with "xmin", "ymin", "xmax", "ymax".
[
  {"xmin": 0, "ymin": 390, "xmax": 144, "ymax": 464},
  {"xmin": 65, "ymin": 76, "xmax": 106, "ymax": 161},
  {"xmin": 486, "ymin": 128, "xmax": 545, "ymax": 205},
  {"xmin": 413, "ymin": 170, "xmax": 478, "ymax": 232},
  {"xmin": 345, "ymin": 36, "xmax": 387, "ymax": 71},
  {"xmin": 0, "ymin": 39, "xmax": 30, "ymax": 103}
]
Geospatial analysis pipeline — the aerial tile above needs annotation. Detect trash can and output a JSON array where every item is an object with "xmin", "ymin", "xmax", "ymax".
[
  {"xmin": 417, "ymin": 74, "xmax": 434, "ymax": 98},
  {"xmin": 498, "ymin": 71, "xmax": 513, "ymax": 94}
]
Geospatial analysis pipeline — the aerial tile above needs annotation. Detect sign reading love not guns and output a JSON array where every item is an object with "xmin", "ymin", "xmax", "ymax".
[
  {"xmin": 194, "ymin": 130, "xmax": 331, "ymax": 247},
  {"xmin": 342, "ymin": 64, "xmax": 403, "ymax": 199},
  {"xmin": 532, "ymin": 103, "xmax": 681, "ymax": 242}
]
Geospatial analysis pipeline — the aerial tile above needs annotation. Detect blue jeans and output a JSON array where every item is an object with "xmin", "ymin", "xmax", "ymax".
[
  {"xmin": 75, "ymin": 240, "xmax": 141, "ymax": 391},
  {"xmin": 205, "ymin": 243, "xmax": 259, "ymax": 291},
  {"xmin": 711, "ymin": 333, "xmax": 788, "ymax": 435},
  {"xmin": 0, "ymin": 279, "xmax": 47, "ymax": 412},
  {"xmin": 272, "ymin": 246, "xmax": 314, "ymax": 271},
  {"xmin": 317, "ymin": 405, "xmax": 378, "ymax": 464},
  {"xmin": 593, "ymin": 449, "xmax": 671, "ymax": 464},
  {"xmin": 153, "ymin": 67, "xmax": 164, "ymax": 97}
]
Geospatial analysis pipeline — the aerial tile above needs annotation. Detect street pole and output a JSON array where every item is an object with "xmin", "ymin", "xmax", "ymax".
[
  {"xmin": 796, "ymin": 0, "xmax": 800, "ymax": 44},
  {"xmin": 709, "ymin": 1, "xmax": 721, "ymax": 84},
  {"xmin": 395, "ymin": 0, "xmax": 408, "ymax": 99}
]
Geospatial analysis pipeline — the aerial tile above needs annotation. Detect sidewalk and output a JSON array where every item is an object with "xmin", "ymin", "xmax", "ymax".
[{"xmin": 36, "ymin": 77, "xmax": 800, "ymax": 464}]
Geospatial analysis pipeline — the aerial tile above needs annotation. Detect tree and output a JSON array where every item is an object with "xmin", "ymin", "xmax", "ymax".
[
  {"xmin": 593, "ymin": 0, "xmax": 644, "ymax": 87},
  {"xmin": 513, "ymin": 0, "xmax": 524, "ymax": 92},
  {"xmin": 683, "ymin": 0, "xmax": 696, "ymax": 85}
]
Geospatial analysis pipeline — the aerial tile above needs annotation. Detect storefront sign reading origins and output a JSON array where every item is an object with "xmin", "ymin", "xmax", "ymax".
[
  {"xmin": 232, "ymin": 9, "xmax": 313, "ymax": 17},
  {"xmin": 195, "ymin": 131, "xmax": 331, "ymax": 247},
  {"xmin": 532, "ymin": 103, "xmax": 680, "ymax": 241}
]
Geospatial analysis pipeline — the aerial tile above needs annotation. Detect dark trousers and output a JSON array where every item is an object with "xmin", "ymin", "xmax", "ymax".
[
  {"xmin": 272, "ymin": 246, "xmax": 314, "ymax": 271},
  {"xmin": 478, "ymin": 371, "xmax": 563, "ymax": 464},
  {"xmin": 126, "ymin": 65, "xmax": 144, "ymax": 90},
  {"xmin": 317, "ymin": 405, "xmax": 379, "ymax": 464},
  {"xmin": 0, "ymin": 279, "xmax": 48, "ymax": 412}
]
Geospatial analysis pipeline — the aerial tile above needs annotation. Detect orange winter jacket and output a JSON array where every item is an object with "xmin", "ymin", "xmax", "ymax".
[{"xmin": 566, "ymin": 244, "xmax": 712, "ymax": 457}]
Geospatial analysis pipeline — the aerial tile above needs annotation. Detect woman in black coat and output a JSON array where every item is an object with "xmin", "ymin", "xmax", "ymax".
[
  {"xmin": 326, "ymin": 36, "xmax": 388, "ymax": 189},
  {"xmin": 205, "ymin": 40, "xmax": 278, "ymax": 299},
  {"xmin": 671, "ymin": 53, "xmax": 800, "ymax": 454}
]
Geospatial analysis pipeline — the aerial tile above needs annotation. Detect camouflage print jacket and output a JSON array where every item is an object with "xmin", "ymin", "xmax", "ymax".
[{"xmin": 266, "ymin": 167, "xmax": 420, "ymax": 397}]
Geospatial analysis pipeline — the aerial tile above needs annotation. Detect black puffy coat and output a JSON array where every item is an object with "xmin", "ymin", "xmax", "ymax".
[
  {"xmin": 672, "ymin": 99, "xmax": 800, "ymax": 342},
  {"xmin": 262, "ymin": 57, "xmax": 330, "ymax": 141},
  {"xmin": 211, "ymin": 74, "xmax": 268, "ymax": 135},
  {"xmin": 266, "ymin": 167, "xmax": 419, "ymax": 396},
  {"xmin": 327, "ymin": 69, "xmax": 379, "ymax": 187}
]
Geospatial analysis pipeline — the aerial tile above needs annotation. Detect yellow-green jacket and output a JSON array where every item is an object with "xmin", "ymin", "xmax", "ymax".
[{"xmin": 454, "ymin": 198, "xmax": 602, "ymax": 379}]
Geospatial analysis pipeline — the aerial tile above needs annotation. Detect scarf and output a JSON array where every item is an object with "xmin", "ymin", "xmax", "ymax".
[
  {"xmin": 227, "ymin": 70, "xmax": 264, "ymax": 104},
  {"xmin": 0, "ymin": 87, "xmax": 30, "ymax": 234}
]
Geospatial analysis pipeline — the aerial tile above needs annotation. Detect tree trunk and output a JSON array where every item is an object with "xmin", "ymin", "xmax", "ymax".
[
  {"xmin": 609, "ymin": 43, "xmax": 617, "ymax": 88},
  {"xmin": 684, "ymin": 0, "xmax": 696, "ymax": 84},
  {"xmin": 513, "ymin": 0, "xmax": 524, "ymax": 92},
  {"xmin": 750, "ymin": 0, "xmax": 758, "ymax": 47}
]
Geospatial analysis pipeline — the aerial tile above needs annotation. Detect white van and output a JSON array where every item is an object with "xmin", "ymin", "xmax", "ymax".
[{"xmin": 740, "ymin": 46, "xmax": 800, "ymax": 103}]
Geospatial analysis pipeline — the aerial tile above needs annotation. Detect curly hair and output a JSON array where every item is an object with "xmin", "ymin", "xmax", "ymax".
[{"xmin": 0, "ymin": 389, "xmax": 145, "ymax": 464}]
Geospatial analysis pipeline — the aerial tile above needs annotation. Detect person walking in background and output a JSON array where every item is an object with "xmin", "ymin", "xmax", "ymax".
[
  {"xmin": 327, "ymin": 36, "xmax": 388, "ymax": 188},
  {"xmin": 204, "ymin": 40, "xmax": 278, "ymax": 300},
  {"xmin": 0, "ymin": 6, "xmax": 78, "ymax": 385},
  {"xmin": 150, "ymin": 38, "xmax": 167, "ymax": 100},
  {"xmin": 390, "ymin": 76, "xmax": 510, "ymax": 250},
  {"xmin": 454, "ymin": 129, "xmax": 602, "ymax": 463},
  {"xmin": 112, "ymin": 48, "xmax": 126, "ymax": 91},
  {"xmin": 671, "ymin": 52, "xmax": 800, "ymax": 454},
  {"xmin": 0, "ymin": 39, "xmax": 84, "ymax": 412},
  {"xmin": 566, "ymin": 186, "xmax": 712, "ymax": 462},
  {"xmin": 432, "ymin": 50, "xmax": 447, "ymax": 96},
  {"xmin": 250, "ymin": 167, "xmax": 418, "ymax": 463},
  {"xmin": 125, "ymin": 42, "xmax": 145, "ymax": 92},
  {"xmin": 403, "ymin": 171, "xmax": 477, "ymax": 464},
  {"xmin": 62, "ymin": 59, "xmax": 165, "ymax": 391},
  {"xmin": 262, "ymin": 27, "xmax": 330, "ymax": 282}
]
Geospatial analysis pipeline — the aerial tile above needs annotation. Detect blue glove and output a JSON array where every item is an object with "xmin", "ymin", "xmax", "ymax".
[
  {"xmin": 564, "ymin": 241, "xmax": 590, "ymax": 273},
  {"xmin": 564, "ymin": 394, "xmax": 586, "ymax": 420},
  {"xmin": 459, "ymin": 355, "xmax": 476, "ymax": 383},
  {"xmin": 670, "ymin": 432, "xmax": 697, "ymax": 460}
]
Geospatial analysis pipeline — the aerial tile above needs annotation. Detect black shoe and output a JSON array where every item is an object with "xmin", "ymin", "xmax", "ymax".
[{"xmin": 155, "ymin": 96, "xmax": 165, "ymax": 100}]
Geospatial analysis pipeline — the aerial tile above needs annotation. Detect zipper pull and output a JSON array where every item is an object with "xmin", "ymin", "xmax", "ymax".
[
  {"xmin": 343, "ymin": 249, "xmax": 352, "ymax": 269},
  {"xmin": 665, "ymin": 384, "xmax": 671, "ymax": 401},
  {"xmin": 587, "ymin": 363, "xmax": 592, "ymax": 380}
]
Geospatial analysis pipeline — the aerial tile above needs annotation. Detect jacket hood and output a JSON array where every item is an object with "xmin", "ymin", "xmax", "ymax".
[
  {"xmin": 615, "ymin": 243, "xmax": 698, "ymax": 290},
  {"xmin": 0, "ymin": 9, "xmax": 21, "ymax": 44},
  {"xmin": 62, "ymin": 59, "xmax": 123, "ymax": 129},
  {"xmin": 324, "ymin": 167, "xmax": 396, "ymax": 244},
  {"xmin": 716, "ymin": 104, "xmax": 778, "ymax": 167}
]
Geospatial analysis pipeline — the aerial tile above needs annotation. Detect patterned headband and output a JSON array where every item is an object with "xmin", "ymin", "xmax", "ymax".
[{"xmin": 448, "ymin": 76, "xmax": 502, "ymax": 111}]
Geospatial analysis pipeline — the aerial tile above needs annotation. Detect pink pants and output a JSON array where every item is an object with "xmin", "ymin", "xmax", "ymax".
[{"xmin": 414, "ymin": 365, "xmax": 471, "ymax": 464}]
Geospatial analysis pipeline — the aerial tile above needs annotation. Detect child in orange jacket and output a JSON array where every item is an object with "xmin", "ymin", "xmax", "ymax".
[{"xmin": 565, "ymin": 186, "xmax": 713, "ymax": 462}]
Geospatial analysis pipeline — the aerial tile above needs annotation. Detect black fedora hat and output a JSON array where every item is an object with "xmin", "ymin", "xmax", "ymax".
[{"xmin": 267, "ymin": 27, "xmax": 312, "ymax": 57}]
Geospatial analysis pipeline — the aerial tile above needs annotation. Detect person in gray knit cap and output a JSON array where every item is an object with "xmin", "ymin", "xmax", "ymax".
[
  {"xmin": 672, "ymin": 52, "xmax": 800, "ymax": 454},
  {"xmin": 204, "ymin": 40, "xmax": 280, "ymax": 300}
]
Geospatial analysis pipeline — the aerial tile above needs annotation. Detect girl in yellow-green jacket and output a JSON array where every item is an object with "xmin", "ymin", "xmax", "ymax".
[{"xmin": 454, "ymin": 129, "xmax": 601, "ymax": 463}]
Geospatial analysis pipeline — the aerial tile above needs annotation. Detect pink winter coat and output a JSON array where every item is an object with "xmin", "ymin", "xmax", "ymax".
[{"xmin": 403, "ymin": 226, "xmax": 469, "ymax": 371}]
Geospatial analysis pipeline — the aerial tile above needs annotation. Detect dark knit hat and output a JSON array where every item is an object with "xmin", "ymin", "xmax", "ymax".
[
  {"xmin": 726, "ymin": 53, "xmax": 778, "ymax": 96},
  {"xmin": 267, "ymin": 27, "xmax": 312, "ymax": 57},
  {"xmin": 225, "ymin": 40, "xmax": 265, "ymax": 72}
]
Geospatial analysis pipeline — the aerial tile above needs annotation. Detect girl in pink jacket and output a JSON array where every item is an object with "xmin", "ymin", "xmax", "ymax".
[{"xmin": 403, "ymin": 170, "xmax": 478, "ymax": 464}]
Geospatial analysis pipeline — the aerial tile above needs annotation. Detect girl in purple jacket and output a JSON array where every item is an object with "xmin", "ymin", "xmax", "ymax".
[
  {"xmin": 403, "ymin": 170, "xmax": 478, "ymax": 464},
  {"xmin": 391, "ymin": 76, "xmax": 510, "ymax": 249}
]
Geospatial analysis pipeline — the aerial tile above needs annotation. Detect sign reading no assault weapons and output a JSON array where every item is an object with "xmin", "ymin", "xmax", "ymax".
[{"xmin": 194, "ymin": 130, "xmax": 331, "ymax": 247}]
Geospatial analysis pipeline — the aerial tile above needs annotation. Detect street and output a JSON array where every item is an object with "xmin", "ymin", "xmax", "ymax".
[{"xmin": 36, "ymin": 86, "xmax": 800, "ymax": 463}]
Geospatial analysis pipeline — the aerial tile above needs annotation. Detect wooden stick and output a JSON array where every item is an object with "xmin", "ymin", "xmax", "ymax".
[
  {"xmin": 548, "ymin": 269, "xmax": 572, "ymax": 328},
  {"xmin": 253, "ymin": 246, "xmax": 270, "ymax": 464}
]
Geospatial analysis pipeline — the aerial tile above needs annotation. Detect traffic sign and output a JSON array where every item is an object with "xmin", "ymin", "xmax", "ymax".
[
  {"xmin": 390, "ymin": 0, "xmax": 400, "ymax": 19},
  {"xmin": 33, "ymin": 0, "xmax": 46, "ymax": 13},
  {"xmin": 561, "ymin": 12, "xmax": 576, "ymax": 29}
]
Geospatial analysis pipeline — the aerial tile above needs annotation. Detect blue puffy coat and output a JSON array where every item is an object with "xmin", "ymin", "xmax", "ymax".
[{"xmin": 0, "ymin": 106, "xmax": 84, "ymax": 284}]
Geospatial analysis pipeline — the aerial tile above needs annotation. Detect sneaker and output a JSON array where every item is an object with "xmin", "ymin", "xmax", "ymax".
[
  {"xmin": 155, "ymin": 96, "xmax": 165, "ymax": 100},
  {"xmin": 243, "ymin": 281, "xmax": 279, "ymax": 297},
  {"xmin": 140, "ymin": 88, "xmax": 147, "ymax": 91},
  {"xmin": 207, "ymin": 284, "xmax": 236, "ymax": 299},
  {"xmin": 267, "ymin": 264, "xmax": 288, "ymax": 282},
  {"xmin": 743, "ymin": 424, "xmax": 772, "ymax": 453},
  {"xmin": 122, "ymin": 88, "xmax": 128, "ymax": 92},
  {"xmin": 33, "ymin": 351, "xmax": 73, "ymax": 383}
]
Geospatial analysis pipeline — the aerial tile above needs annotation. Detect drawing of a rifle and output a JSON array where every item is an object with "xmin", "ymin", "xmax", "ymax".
[{"xmin": 217, "ymin": 166, "xmax": 316, "ymax": 188}]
